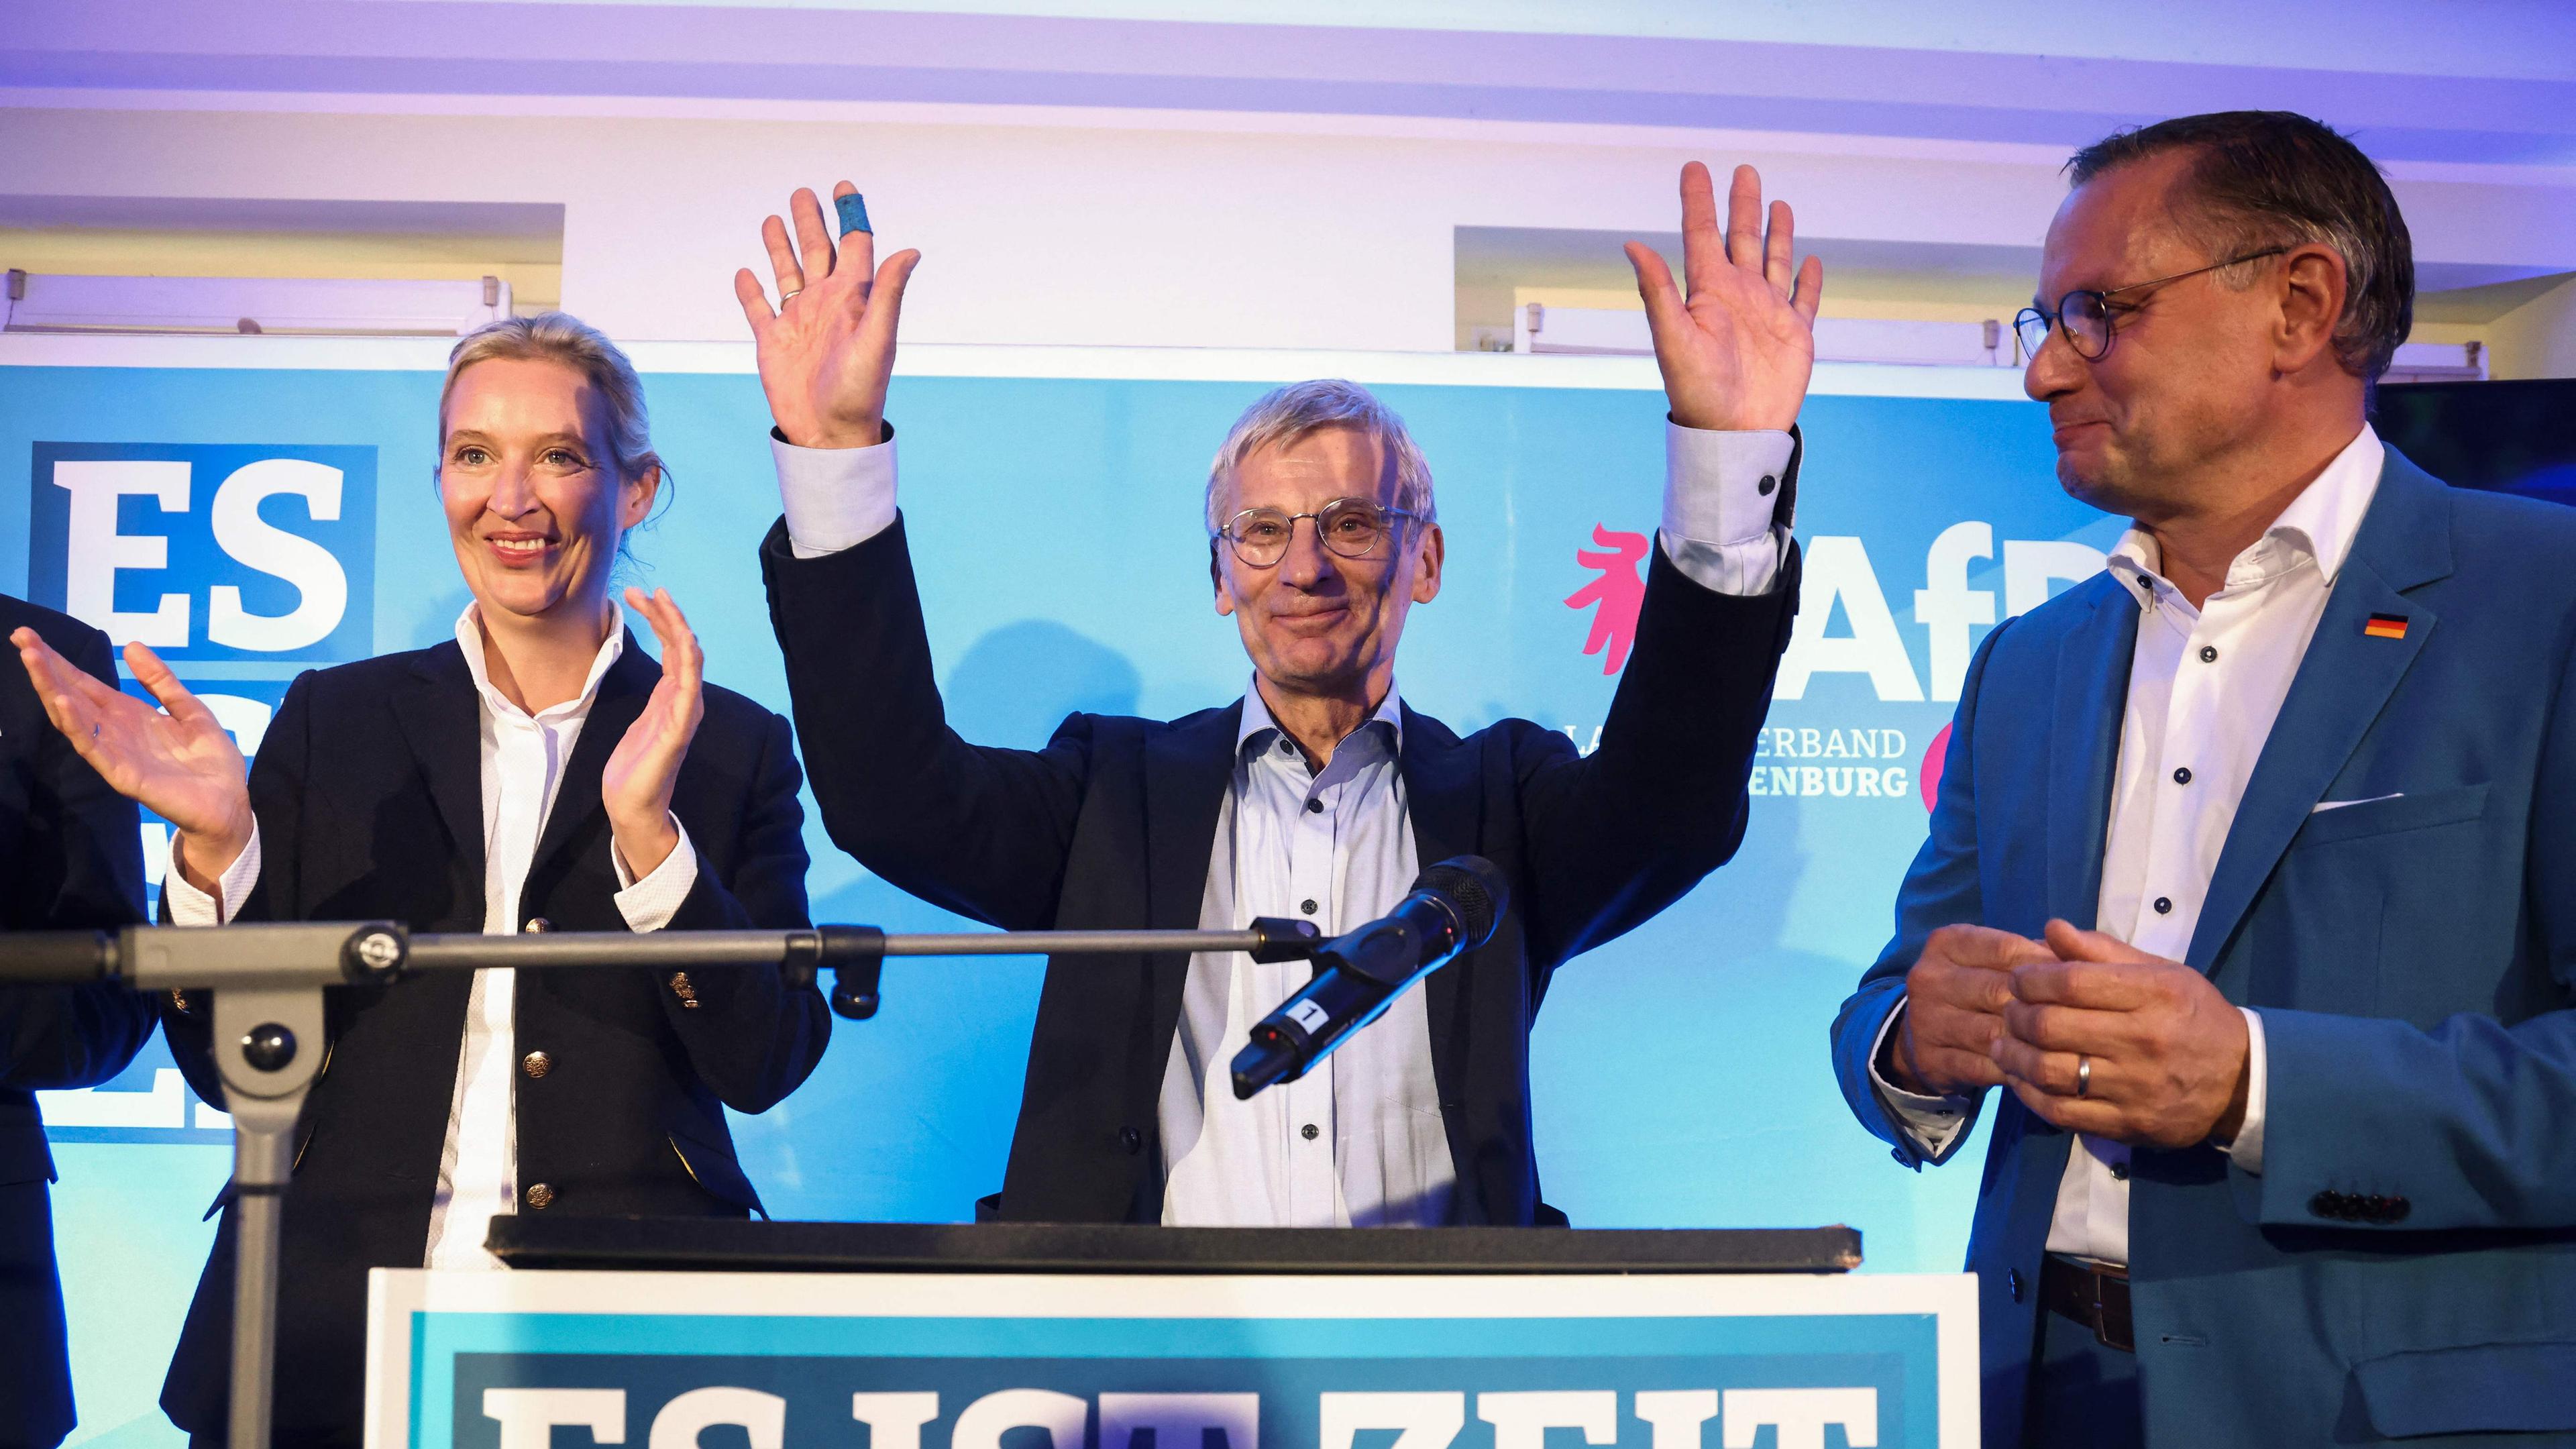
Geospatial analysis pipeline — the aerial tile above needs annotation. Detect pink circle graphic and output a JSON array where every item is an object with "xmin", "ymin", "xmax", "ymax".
[{"xmin": 1920, "ymin": 722, "xmax": 1953, "ymax": 814}]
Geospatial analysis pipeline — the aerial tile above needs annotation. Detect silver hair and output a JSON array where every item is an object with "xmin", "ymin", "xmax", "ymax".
[
  {"xmin": 437, "ymin": 311, "xmax": 664, "ymax": 486},
  {"xmin": 1203, "ymin": 379, "xmax": 1436, "ymax": 535}
]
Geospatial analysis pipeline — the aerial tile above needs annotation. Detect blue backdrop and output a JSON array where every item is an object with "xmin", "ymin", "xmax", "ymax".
[{"xmin": 2, "ymin": 351, "xmax": 2117, "ymax": 1445}]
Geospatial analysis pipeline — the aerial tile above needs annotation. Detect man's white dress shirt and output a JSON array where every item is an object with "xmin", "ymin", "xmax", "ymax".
[
  {"xmin": 164, "ymin": 604, "xmax": 701, "ymax": 1269},
  {"xmin": 1159, "ymin": 680, "xmax": 1436, "ymax": 1226},
  {"xmin": 772, "ymin": 416, "xmax": 1796, "ymax": 1225},
  {"xmin": 1872, "ymin": 424, "xmax": 2386, "ymax": 1265}
]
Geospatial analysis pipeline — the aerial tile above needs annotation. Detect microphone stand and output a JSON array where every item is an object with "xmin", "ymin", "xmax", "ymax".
[{"xmin": 4, "ymin": 916, "xmax": 1320, "ymax": 1449}]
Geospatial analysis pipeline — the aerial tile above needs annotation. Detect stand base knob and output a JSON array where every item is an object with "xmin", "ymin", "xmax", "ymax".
[{"xmin": 241, "ymin": 1024, "xmax": 297, "ymax": 1073}]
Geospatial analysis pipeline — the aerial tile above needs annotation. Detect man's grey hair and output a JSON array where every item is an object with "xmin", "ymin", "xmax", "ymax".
[
  {"xmin": 1203, "ymin": 379, "xmax": 1437, "ymax": 534},
  {"xmin": 2068, "ymin": 110, "xmax": 2414, "ymax": 383}
]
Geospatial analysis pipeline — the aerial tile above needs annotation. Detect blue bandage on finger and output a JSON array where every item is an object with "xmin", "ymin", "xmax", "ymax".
[{"xmin": 835, "ymin": 193, "xmax": 873, "ymax": 237}]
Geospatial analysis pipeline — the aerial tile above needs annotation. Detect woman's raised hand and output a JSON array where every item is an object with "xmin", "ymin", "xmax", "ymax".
[
  {"xmin": 13, "ymin": 628, "xmax": 253, "ymax": 893},
  {"xmin": 600, "ymin": 588, "xmax": 705, "ymax": 880},
  {"xmin": 733, "ymin": 181, "xmax": 922, "ymax": 450}
]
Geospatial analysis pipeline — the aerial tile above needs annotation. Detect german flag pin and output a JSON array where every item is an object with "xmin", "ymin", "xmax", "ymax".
[{"xmin": 2364, "ymin": 612, "xmax": 2409, "ymax": 640}]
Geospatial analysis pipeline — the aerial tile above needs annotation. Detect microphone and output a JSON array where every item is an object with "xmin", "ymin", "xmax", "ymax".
[{"xmin": 1229, "ymin": 855, "xmax": 1507, "ymax": 1100}]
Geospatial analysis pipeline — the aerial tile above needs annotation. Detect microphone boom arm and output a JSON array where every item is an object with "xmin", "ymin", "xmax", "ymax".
[{"xmin": 0, "ymin": 914, "xmax": 1322, "ymax": 1449}]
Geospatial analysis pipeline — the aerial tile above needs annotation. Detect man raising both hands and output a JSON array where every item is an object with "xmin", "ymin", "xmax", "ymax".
[{"xmin": 751, "ymin": 168, "xmax": 1813, "ymax": 1226}]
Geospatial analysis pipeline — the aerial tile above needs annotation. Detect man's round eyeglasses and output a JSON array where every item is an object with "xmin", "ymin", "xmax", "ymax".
[
  {"xmin": 1216, "ymin": 498, "xmax": 1421, "ymax": 568},
  {"xmin": 2014, "ymin": 247, "xmax": 2290, "ymax": 362}
]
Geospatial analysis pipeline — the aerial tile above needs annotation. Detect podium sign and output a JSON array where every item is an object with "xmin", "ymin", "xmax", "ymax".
[{"xmin": 365, "ymin": 1269, "xmax": 1976, "ymax": 1448}]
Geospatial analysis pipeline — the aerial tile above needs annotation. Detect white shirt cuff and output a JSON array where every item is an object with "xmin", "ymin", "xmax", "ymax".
[
  {"xmin": 162, "ymin": 823, "xmax": 262, "ymax": 926},
  {"xmin": 2221, "ymin": 1006, "xmax": 2267, "ymax": 1173},
  {"xmin": 773, "ymin": 428, "xmax": 898, "ymax": 559},
  {"xmin": 612, "ymin": 816, "xmax": 699, "ymax": 934},
  {"xmin": 1868, "ymin": 998, "xmax": 1974, "ymax": 1157},
  {"xmin": 1661, "ymin": 421, "xmax": 1791, "ymax": 596}
]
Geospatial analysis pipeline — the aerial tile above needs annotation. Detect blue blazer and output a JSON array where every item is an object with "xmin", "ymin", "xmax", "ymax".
[{"xmin": 1831, "ymin": 447, "xmax": 2576, "ymax": 1448}]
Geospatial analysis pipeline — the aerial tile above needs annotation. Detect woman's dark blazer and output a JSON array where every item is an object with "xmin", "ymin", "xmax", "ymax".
[{"xmin": 154, "ymin": 633, "xmax": 829, "ymax": 1443}]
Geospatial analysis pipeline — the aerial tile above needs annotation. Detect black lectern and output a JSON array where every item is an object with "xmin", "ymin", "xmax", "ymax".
[{"xmin": 485, "ymin": 1217, "xmax": 1866, "ymax": 1276}]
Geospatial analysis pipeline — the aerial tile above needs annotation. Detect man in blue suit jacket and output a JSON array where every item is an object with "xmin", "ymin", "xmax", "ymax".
[{"xmin": 1833, "ymin": 111, "xmax": 2576, "ymax": 1448}]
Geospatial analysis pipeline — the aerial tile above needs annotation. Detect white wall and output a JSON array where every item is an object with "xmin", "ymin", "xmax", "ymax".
[{"xmin": 7, "ymin": 99, "xmax": 2571, "ymax": 360}]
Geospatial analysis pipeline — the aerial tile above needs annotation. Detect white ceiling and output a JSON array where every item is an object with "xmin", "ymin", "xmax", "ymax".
[{"xmin": 9, "ymin": 0, "xmax": 2576, "ymax": 166}]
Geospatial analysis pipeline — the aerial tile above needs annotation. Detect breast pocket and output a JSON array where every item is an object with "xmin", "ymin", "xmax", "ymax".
[
  {"xmin": 2264, "ymin": 782, "xmax": 2501, "ymax": 1024},
  {"xmin": 2294, "ymin": 782, "xmax": 2489, "ymax": 849}
]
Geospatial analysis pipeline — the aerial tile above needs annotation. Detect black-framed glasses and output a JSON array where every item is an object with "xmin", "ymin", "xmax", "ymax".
[
  {"xmin": 2014, "ymin": 247, "xmax": 2292, "ymax": 362},
  {"xmin": 1216, "ymin": 498, "xmax": 1421, "ymax": 568}
]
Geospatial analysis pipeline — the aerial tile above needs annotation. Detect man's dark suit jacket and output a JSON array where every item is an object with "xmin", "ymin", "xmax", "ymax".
[
  {"xmin": 763, "ymin": 507, "xmax": 1799, "ymax": 1226},
  {"xmin": 154, "ymin": 635, "xmax": 830, "ymax": 1443},
  {"xmin": 0, "ymin": 594, "xmax": 156, "ymax": 1449}
]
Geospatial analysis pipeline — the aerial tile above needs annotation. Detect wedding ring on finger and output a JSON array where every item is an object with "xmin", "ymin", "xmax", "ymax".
[
  {"xmin": 778, "ymin": 286, "xmax": 803, "ymax": 303},
  {"xmin": 2076, "ymin": 1055, "xmax": 2093, "ymax": 1099}
]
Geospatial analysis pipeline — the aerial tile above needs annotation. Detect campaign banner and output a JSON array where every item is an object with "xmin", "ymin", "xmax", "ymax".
[
  {"xmin": 4, "ymin": 338, "xmax": 2097, "ymax": 1445},
  {"xmin": 27, "ymin": 441, "xmax": 376, "ymax": 666},
  {"xmin": 367, "ymin": 1269, "xmax": 1978, "ymax": 1449}
]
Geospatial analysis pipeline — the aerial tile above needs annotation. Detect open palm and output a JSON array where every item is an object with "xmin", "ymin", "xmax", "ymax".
[
  {"xmin": 1627, "ymin": 162, "xmax": 1824, "ymax": 433},
  {"xmin": 13, "ymin": 628, "xmax": 252, "ymax": 863},
  {"xmin": 600, "ymin": 587, "xmax": 704, "ymax": 879},
  {"xmin": 733, "ymin": 182, "xmax": 922, "ymax": 449}
]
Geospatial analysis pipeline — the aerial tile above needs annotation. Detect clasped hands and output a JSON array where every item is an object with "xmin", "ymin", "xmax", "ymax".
[{"xmin": 1889, "ymin": 921, "xmax": 2251, "ymax": 1149}]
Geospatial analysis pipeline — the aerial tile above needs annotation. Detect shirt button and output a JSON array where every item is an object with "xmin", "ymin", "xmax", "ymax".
[
  {"xmin": 2173, "ymin": 766, "xmax": 2193, "ymax": 785},
  {"xmin": 521, "ymin": 1050, "xmax": 552, "ymax": 1079},
  {"xmin": 1301, "ymin": 899, "xmax": 1318, "ymax": 916},
  {"xmin": 1118, "ymin": 1125, "xmax": 1144, "ymax": 1155},
  {"xmin": 1301, "ymin": 1123, "xmax": 1320, "ymax": 1141},
  {"xmin": 2200, "ymin": 645, "xmax": 2218, "ymax": 663},
  {"xmin": 523, "ymin": 917, "xmax": 551, "ymax": 933},
  {"xmin": 1278, "ymin": 739, "xmax": 1292, "ymax": 755},
  {"xmin": 525, "ymin": 1183, "xmax": 555, "ymax": 1210},
  {"xmin": 2154, "ymin": 896, "xmax": 2173, "ymax": 914},
  {"xmin": 1757, "ymin": 473, "xmax": 1778, "ymax": 496},
  {"xmin": 2110, "ymin": 1161, "xmax": 2130, "ymax": 1182},
  {"xmin": 1305, "ymin": 798, "xmax": 1323, "ymax": 814}
]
